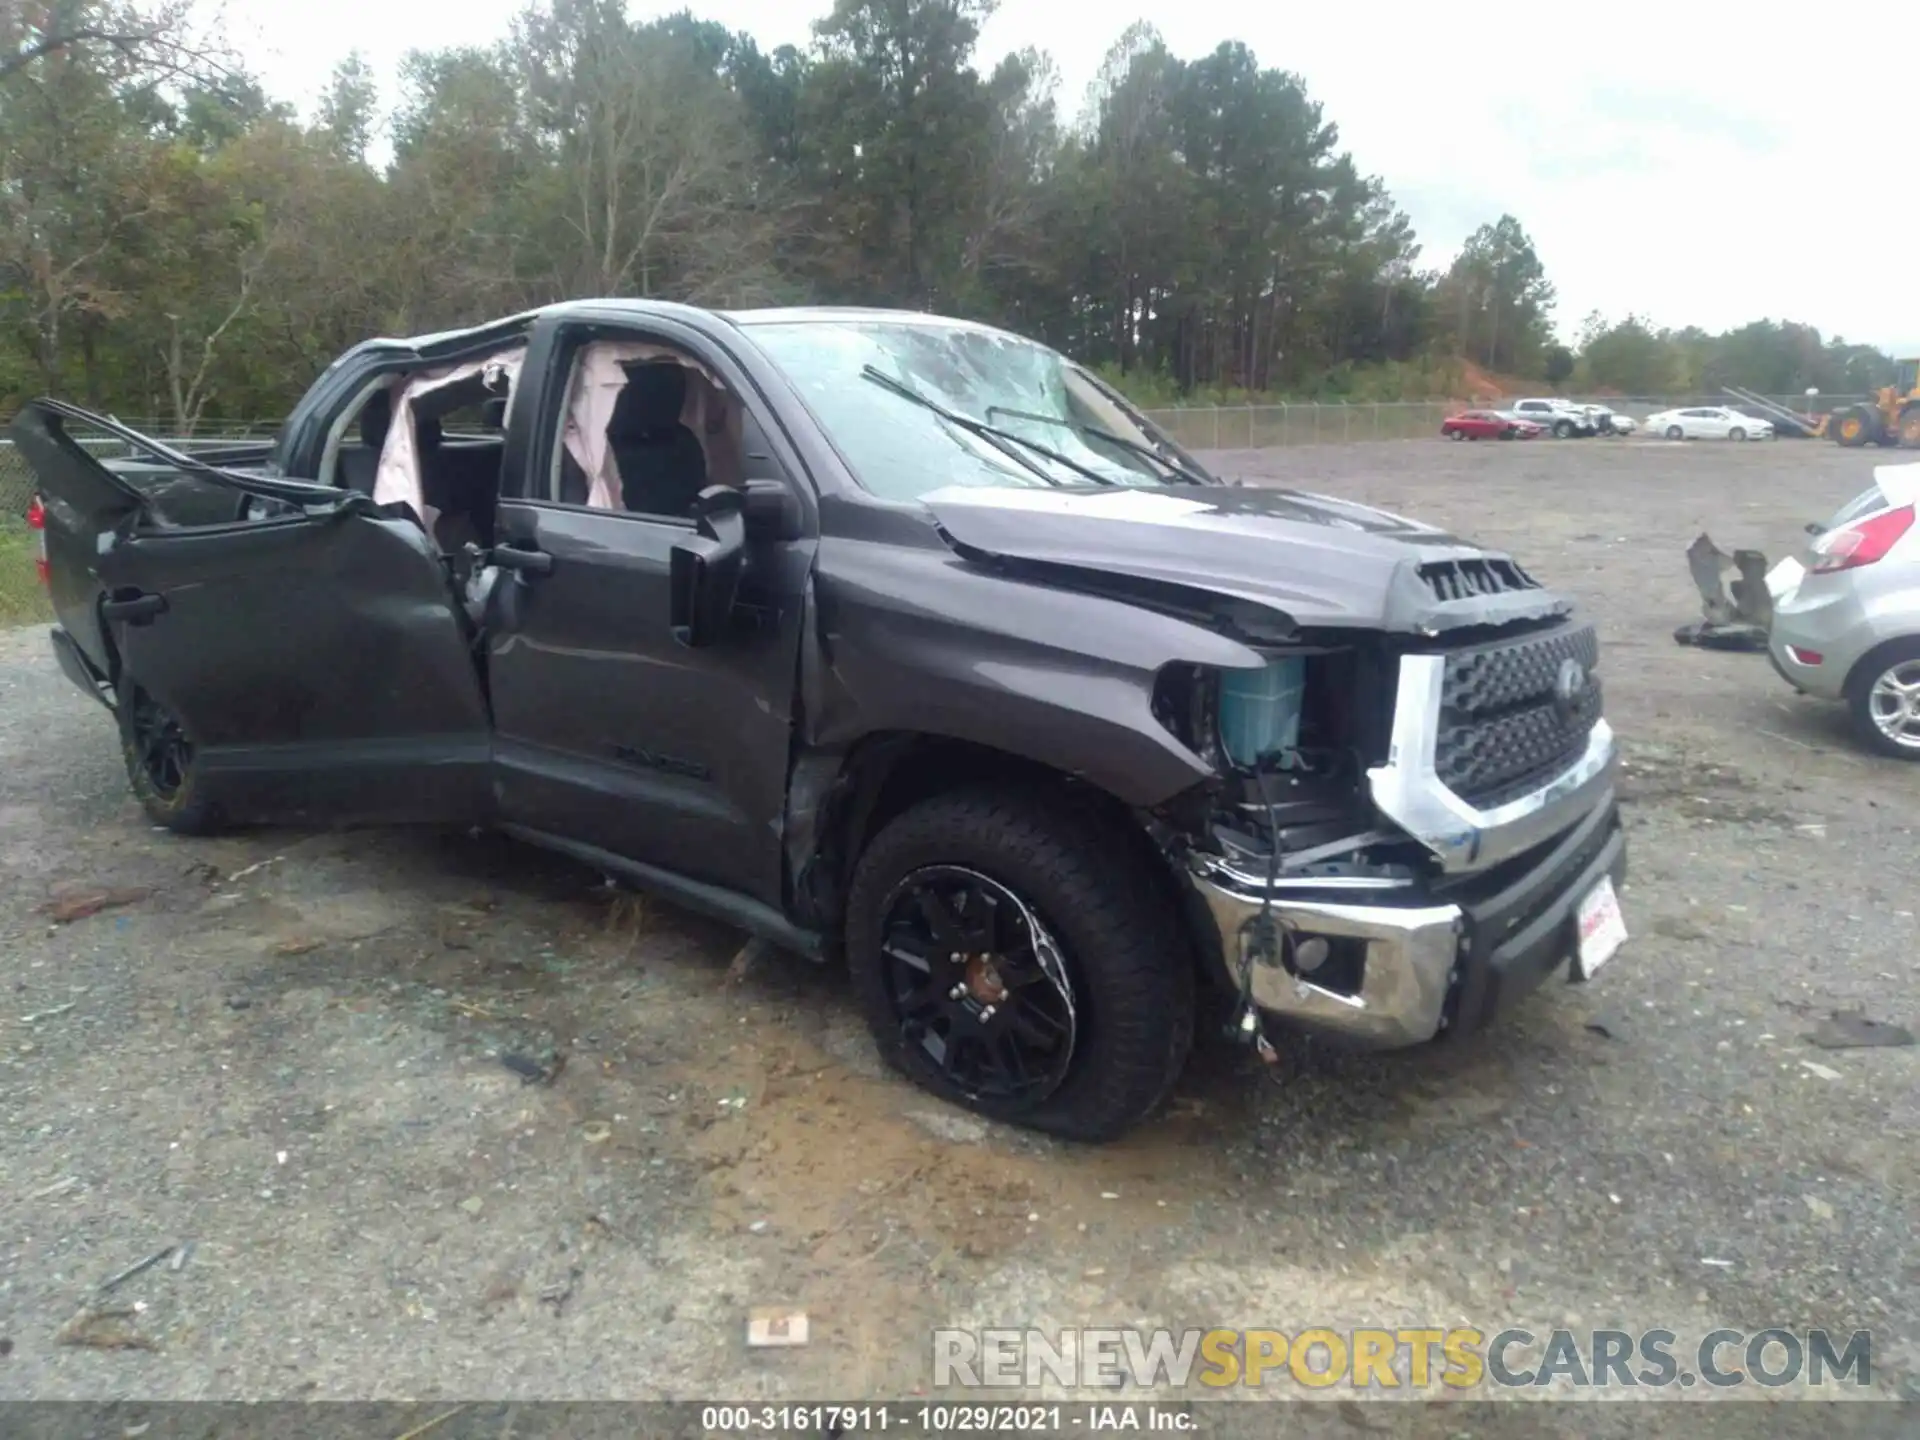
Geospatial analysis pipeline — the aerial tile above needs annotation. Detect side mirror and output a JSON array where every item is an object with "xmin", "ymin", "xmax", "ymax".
[
  {"xmin": 741, "ymin": 477, "xmax": 800, "ymax": 542},
  {"xmin": 670, "ymin": 485, "xmax": 746, "ymax": 648}
]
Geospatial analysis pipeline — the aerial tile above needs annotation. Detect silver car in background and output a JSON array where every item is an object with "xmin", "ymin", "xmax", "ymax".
[{"xmin": 1768, "ymin": 463, "xmax": 1920, "ymax": 758}]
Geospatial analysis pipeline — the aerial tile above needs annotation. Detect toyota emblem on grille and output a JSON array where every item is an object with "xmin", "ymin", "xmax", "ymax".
[{"xmin": 1554, "ymin": 656, "xmax": 1587, "ymax": 713}]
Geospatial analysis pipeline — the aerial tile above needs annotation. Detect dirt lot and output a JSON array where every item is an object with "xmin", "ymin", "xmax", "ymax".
[{"xmin": 0, "ymin": 436, "xmax": 1915, "ymax": 1420}]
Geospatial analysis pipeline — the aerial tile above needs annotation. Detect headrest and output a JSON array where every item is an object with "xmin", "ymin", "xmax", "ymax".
[{"xmin": 609, "ymin": 363, "xmax": 689, "ymax": 435}]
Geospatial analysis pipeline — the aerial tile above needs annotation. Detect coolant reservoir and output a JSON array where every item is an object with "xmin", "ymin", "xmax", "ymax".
[{"xmin": 1218, "ymin": 656, "xmax": 1306, "ymax": 768}]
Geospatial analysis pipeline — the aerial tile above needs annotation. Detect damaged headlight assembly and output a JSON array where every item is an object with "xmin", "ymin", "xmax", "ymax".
[{"xmin": 1152, "ymin": 653, "xmax": 1465, "ymax": 1053}]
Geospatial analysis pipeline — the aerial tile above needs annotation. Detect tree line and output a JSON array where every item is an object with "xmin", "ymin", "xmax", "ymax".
[{"xmin": 2, "ymin": 0, "xmax": 1899, "ymax": 430}]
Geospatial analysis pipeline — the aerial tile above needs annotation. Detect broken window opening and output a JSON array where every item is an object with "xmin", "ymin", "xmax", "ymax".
[
  {"xmin": 357, "ymin": 347, "xmax": 527, "ymax": 554},
  {"xmin": 551, "ymin": 339, "xmax": 745, "ymax": 520}
]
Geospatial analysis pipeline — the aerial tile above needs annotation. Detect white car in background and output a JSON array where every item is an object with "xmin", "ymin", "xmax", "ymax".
[{"xmin": 1645, "ymin": 406, "xmax": 1773, "ymax": 441}]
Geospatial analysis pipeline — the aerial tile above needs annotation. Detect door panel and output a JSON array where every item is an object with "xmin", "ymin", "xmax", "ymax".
[
  {"xmin": 487, "ymin": 501, "xmax": 812, "ymax": 905},
  {"xmin": 100, "ymin": 512, "xmax": 491, "ymax": 825}
]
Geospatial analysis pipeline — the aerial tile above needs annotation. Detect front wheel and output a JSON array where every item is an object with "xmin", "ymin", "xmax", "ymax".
[
  {"xmin": 1728, "ymin": 427, "xmax": 1747, "ymax": 442},
  {"xmin": 1665, "ymin": 424, "xmax": 1684, "ymax": 440},
  {"xmin": 1445, "ymin": 427, "xmax": 1463, "ymax": 441},
  {"xmin": 1552, "ymin": 419, "xmax": 1575, "ymax": 439},
  {"xmin": 846, "ymin": 787, "xmax": 1195, "ymax": 1142},
  {"xmin": 1848, "ymin": 642, "xmax": 1920, "ymax": 760},
  {"xmin": 115, "ymin": 680, "xmax": 222, "ymax": 833}
]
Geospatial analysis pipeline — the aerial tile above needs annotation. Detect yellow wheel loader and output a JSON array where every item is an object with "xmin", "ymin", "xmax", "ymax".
[{"xmin": 1828, "ymin": 357, "xmax": 1920, "ymax": 447}]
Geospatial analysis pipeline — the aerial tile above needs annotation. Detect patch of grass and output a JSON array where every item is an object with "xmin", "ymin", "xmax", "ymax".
[{"xmin": 0, "ymin": 523, "xmax": 51, "ymax": 627}]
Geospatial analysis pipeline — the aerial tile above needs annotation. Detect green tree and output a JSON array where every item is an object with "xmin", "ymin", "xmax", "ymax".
[
  {"xmin": 1440, "ymin": 215, "xmax": 1555, "ymax": 376},
  {"xmin": 315, "ymin": 51, "xmax": 378, "ymax": 164}
]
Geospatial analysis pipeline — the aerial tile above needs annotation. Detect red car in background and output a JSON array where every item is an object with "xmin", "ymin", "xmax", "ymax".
[{"xmin": 1441, "ymin": 409, "xmax": 1540, "ymax": 441}]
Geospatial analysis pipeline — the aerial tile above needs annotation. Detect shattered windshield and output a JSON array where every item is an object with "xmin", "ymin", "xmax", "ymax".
[{"xmin": 744, "ymin": 319, "xmax": 1212, "ymax": 502}]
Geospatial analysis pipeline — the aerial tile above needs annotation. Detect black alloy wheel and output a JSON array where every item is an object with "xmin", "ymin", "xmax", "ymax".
[
  {"xmin": 877, "ymin": 865, "xmax": 1078, "ymax": 1105},
  {"xmin": 846, "ymin": 787, "xmax": 1194, "ymax": 1141},
  {"xmin": 116, "ymin": 680, "xmax": 221, "ymax": 833},
  {"xmin": 129, "ymin": 687, "xmax": 191, "ymax": 798}
]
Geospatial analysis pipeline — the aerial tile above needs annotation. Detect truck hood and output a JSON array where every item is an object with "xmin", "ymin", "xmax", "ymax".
[{"xmin": 921, "ymin": 482, "xmax": 1570, "ymax": 636}]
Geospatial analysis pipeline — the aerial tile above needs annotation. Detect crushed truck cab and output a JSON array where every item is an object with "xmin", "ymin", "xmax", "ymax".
[{"xmin": 14, "ymin": 301, "xmax": 1628, "ymax": 1142}]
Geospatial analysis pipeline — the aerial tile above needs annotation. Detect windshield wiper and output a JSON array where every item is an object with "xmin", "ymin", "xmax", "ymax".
[
  {"xmin": 859, "ymin": 366, "xmax": 1118, "ymax": 487},
  {"xmin": 984, "ymin": 404, "xmax": 1214, "ymax": 485}
]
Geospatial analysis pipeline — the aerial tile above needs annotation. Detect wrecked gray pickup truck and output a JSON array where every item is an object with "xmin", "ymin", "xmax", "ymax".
[{"xmin": 14, "ymin": 302, "xmax": 1629, "ymax": 1140}]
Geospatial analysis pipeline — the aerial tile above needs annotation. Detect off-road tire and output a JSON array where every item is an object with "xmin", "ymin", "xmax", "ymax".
[
  {"xmin": 1835, "ymin": 409, "xmax": 1872, "ymax": 447},
  {"xmin": 1899, "ymin": 407, "xmax": 1920, "ymax": 450},
  {"xmin": 847, "ymin": 786, "xmax": 1195, "ymax": 1142},
  {"xmin": 1845, "ymin": 640, "xmax": 1920, "ymax": 762},
  {"xmin": 115, "ymin": 679, "xmax": 223, "ymax": 834}
]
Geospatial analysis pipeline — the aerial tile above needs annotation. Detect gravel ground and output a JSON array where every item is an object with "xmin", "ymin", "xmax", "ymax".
[{"xmin": 0, "ymin": 435, "xmax": 1914, "ymax": 1427}]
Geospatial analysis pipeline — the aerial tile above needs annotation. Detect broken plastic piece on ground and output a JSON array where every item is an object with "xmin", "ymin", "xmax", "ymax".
[
  {"xmin": 1807, "ymin": 1011, "xmax": 1914, "ymax": 1050},
  {"xmin": 746, "ymin": 1308, "xmax": 809, "ymax": 1347},
  {"xmin": 1683, "ymin": 533, "xmax": 1774, "ymax": 645},
  {"xmin": 1673, "ymin": 620, "xmax": 1769, "ymax": 652}
]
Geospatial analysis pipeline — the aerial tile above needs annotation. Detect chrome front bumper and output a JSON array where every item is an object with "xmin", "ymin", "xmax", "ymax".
[
  {"xmin": 1187, "ymin": 790, "xmax": 1626, "ymax": 1049},
  {"xmin": 1365, "ymin": 654, "xmax": 1617, "ymax": 874},
  {"xmin": 1189, "ymin": 871, "xmax": 1462, "ymax": 1047}
]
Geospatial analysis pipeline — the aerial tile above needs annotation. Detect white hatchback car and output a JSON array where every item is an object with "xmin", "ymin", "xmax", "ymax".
[{"xmin": 1645, "ymin": 406, "xmax": 1773, "ymax": 441}]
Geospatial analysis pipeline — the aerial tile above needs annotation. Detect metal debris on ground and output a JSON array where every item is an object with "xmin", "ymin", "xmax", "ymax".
[
  {"xmin": 18, "ymin": 1000, "xmax": 77, "ymax": 1024},
  {"xmin": 746, "ymin": 1308, "xmax": 809, "ymax": 1348},
  {"xmin": 30, "ymin": 1175, "xmax": 80, "ymax": 1199},
  {"xmin": 41, "ymin": 887, "xmax": 150, "ymax": 924},
  {"xmin": 1799, "ymin": 1059, "xmax": 1843, "ymax": 1081},
  {"xmin": 1807, "ymin": 1011, "xmax": 1915, "ymax": 1050},
  {"xmin": 168, "ymin": 1242, "xmax": 192, "ymax": 1272},
  {"xmin": 98, "ymin": 1246, "xmax": 175, "ymax": 1293}
]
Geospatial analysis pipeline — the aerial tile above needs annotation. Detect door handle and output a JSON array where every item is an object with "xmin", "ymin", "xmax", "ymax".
[
  {"xmin": 492, "ymin": 544, "xmax": 553, "ymax": 577},
  {"xmin": 101, "ymin": 591, "xmax": 168, "ymax": 625}
]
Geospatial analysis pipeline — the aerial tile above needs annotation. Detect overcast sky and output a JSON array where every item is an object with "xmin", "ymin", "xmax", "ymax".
[{"xmin": 229, "ymin": 0, "xmax": 1920, "ymax": 352}]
